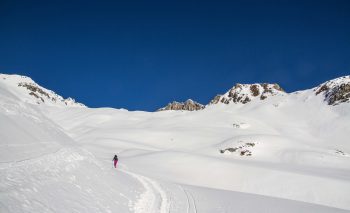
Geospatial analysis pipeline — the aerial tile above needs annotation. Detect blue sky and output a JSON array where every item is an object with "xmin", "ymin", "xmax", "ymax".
[{"xmin": 1, "ymin": 0, "xmax": 349, "ymax": 111}]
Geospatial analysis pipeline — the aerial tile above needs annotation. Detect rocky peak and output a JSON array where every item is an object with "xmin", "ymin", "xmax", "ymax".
[
  {"xmin": 314, "ymin": 76, "xmax": 350, "ymax": 105},
  {"xmin": 209, "ymin": 83, "xmax": 286, "ymax": 105},
  {"xmin": 157, "ymin": 99, "xmax": 204, "ymax": 111}
]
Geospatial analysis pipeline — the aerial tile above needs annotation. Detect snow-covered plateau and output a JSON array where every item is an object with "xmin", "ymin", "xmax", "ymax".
[{"xmin": 1, "ymin": 73, "xmax": 350, "ymax": 213}]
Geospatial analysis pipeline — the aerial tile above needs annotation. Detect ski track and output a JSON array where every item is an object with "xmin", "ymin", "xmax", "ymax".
[
  {"xmin": 179, "ymin": 186, "xmax": 197, "ymax": 213},
  {"xmin": 188, "ymin": 190, "xmax": 197, "ymax": 213},
  {"xmin": 121, "ymin": 169, "xmax": 170, "ymax": 213}
]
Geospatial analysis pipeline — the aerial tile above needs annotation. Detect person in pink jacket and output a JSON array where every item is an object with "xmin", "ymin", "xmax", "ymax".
[{"xmin": 113, "ymin": 154, "xmax": 118, "ymax": 168}]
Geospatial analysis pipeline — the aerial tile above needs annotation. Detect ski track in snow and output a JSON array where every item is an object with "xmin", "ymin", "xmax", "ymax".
[
  {"xmin": 179, "ymin": 186, "xmax": 197, "ymax": 213},
  {"xmin": 121, "ymin": 169, "xmax": 170, "ymax": 213}
]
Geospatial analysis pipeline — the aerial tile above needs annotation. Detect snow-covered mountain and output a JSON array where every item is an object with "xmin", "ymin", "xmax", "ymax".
[
  {"xmin": 0, "ymin": 74, "xmax": 85, "ymax": 107},
  {"xmin": 209, "ymin": 83, "xmax": 286, "ymax": 105},
  {"xmin": 314, "ymin": 75, "xmax": 350, "ymax": 105},
  {"xmin": 157, "ymin": 99, "xmax": 204, "ymax": 111},
  {"xmin": 1, "ymin": 73, "xmax": 350, "ymax": 213}
]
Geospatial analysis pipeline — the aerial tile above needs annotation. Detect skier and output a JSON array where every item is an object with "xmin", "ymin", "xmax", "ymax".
[{"xmin": 113, "ymin": 154, "xmax": 118, "ymax": 168}]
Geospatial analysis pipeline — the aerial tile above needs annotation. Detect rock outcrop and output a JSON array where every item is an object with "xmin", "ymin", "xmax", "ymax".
[{"xmin": 157, "ymin": 99, "xmax": 204, "ymax": 111}]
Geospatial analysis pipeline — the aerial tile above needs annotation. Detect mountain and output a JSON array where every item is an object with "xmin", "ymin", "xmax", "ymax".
[
  {"xmin": 157, "ymin": 99, "xmax": 205, "ymax": 111},
  {"xmin": 209, "ymin": 83, "xmax": 286, "ymax": 105},
  {"xmin": 0, "ymin": 74, "xmax": 85, "ymax": 107},
  {"xmin": 314, "ymin": 76, "xmax": 350, "ymax": 105}
]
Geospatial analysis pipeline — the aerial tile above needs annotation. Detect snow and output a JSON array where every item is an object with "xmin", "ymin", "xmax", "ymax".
[
  {"xmin": 122, "ymin": 167, "xmax": 170, "ymax": 213},
  {"xmin": 1, "ymin": 73, "xmax": 350, "ymax": 212}
]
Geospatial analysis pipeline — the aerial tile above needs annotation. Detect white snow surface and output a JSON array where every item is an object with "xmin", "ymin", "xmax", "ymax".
[{"xmin": 1, "ymin": 74, "xmax": 350, "ymax": 212}]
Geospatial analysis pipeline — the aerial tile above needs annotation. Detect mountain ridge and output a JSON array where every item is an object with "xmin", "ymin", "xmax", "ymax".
[
  {"xmin": 1, "ymin": 73, "xmax": 349, "ymax": 111},
  {"xmin": 159, "ymin": 76, "xmax": 350, "ymax": 111},
  {"xmin": 0, "ymin": 74, "xmax": 85, "ymax": 108}
]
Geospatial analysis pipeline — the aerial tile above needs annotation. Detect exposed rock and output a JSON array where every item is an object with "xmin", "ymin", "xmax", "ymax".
[
  {"xmin": 250, "ymin": 85, "xmax": 260, "ymax": 96},
  {"xmin": 209, "ymin": 95, "xmax": 221, "ymax": 105},
  {"xmin": 240, "ymin": 150, "xmax": 252, "ymax": 156},
  {"xmin": 315, "ymin": 84, "xmax": 329, "ymax": 95},
  {"xmin": 18, "ymin": 82, "xmax": 51, "ymax": 103},
  {"xmin": 219, "ymin": 142, "xmax": 256, "ymax": 156},
  {"xmin": 157, "ymin": 99, "xmax": 204, "ymax": 111},
  {"xmin": 314, "ymin": 76, "xmax": 350, "ymax": 105}
]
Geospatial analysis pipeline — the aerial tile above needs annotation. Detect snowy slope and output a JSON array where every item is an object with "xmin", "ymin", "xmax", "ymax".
[
  {"xmin": 0, "ymin": 80, "xmax": 73, "ymax": 162},
  {"xmin": 0, "ymin": 75, "xmax": 138, "ymax": 212},
  {"xmin": 1, "ymin": 73, "xmax": 350, "ymax": 212},
  {"xmin": 47, "ymin": 96, "xmax": 350, "ymax": 210}
]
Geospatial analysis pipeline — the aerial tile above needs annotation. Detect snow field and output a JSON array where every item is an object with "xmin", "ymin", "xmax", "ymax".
[
  {"xmin": 0, "ymin": 148, "xmax": 142, "ymax": 213},
  {"xmin": 1, "ymin": 74, "xmax": 350, "ymax": 212}
]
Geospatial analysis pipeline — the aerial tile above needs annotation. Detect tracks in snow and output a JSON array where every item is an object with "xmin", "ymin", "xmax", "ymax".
[
  {"xmin": 121, "ymin": 169, "xmax": 170, "ymax": 213},
  {"xmin": 120, "ymin": 166, "xmax": 200, "ymax": 213},
  {"xmin": 180, "ymin": 186, "xmax": 198, "ymax": 213}
]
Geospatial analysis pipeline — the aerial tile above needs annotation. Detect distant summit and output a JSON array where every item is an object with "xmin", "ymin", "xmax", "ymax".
[
  {"xmin": 314, "ymin": 75, "xmax": 350, "ymax": 105},
  {"xmin": 157, "ymin": 99, "xmax": 204, "ymax": 111},
  {"xmin": 157, "ymin": 83, "xmax": 286, "ymax": 111},
  {"xmin": 158, "ymin": 76, "xmax": 350, "ymax": 111},
  {"xmin": 209, "ymin": 83, "xmax": 286, "ymax": 105},
  {"xmin": 0, "ymin": 74, "xmax": 85, "ymax": 107}
]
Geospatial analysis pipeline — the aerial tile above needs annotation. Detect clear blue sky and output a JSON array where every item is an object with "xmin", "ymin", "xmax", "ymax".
[{"xmin": 1, "ymin": 0, "xmax": 349, "ymax": 111}]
